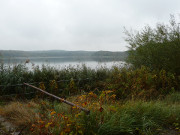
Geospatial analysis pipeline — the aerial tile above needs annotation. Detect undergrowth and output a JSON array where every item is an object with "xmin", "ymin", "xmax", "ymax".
[
  {"xmin": 0, "ymin": 64, "xmax": 179, "ymax": 100},
  {"xmin": 0, "ymin": 64, "xmax": 180, "ymax": 134},
  {"xmin": 0, "ymin": 92, "xmax": 180, "ymax": 135}
]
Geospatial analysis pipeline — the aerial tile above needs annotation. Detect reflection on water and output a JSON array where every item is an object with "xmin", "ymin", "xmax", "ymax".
[{"xmin": 0, "ymin": 57, "xmax": 126, "ymax": 69}]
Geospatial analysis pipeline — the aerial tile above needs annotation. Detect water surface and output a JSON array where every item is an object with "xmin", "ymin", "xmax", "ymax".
[{"xmin": 0, "ymin": 57, "xmax": 126, "ymax": 70}]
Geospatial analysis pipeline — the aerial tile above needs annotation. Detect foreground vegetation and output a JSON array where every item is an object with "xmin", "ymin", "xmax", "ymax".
[
  {"xmin": 0, "ymin": 63, "xmax": 179, "ymax": 134},
  {"xmin": 0, "ymin": 92, "xmax": 180, "ymax": 135},
  {"xmin": 0, "ymin": 61, "xmax": 179, "ymax": 134}
]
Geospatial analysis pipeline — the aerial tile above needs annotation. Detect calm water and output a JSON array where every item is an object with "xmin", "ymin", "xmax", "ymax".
[{"xmin": 1, "ymin": 57, "xmax": 126, "ymax": 70}]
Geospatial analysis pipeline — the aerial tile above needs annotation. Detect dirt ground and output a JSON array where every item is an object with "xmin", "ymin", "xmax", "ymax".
[{"xmin": 0, "ymin": 116, "xmax": 21, "ymax": 135}]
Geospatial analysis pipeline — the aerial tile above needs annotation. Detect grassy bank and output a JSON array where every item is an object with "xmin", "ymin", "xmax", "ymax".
[
  {"xmin": 0, "ymin": 92, "xmax": 180, "ymax": 135},
  {"xmin": 0, "ymin": 64, "xmax": 180, "ymax": 134}
]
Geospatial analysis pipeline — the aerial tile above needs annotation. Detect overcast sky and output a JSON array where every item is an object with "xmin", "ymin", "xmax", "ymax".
[{"xmin": 0, "ymin": 0, "xmax": 180, "ymax": 51}]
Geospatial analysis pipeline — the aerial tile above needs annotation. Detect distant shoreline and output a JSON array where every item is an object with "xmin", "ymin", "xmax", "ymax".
[{"xmin": 0, "ymin": 50, "xmax": 128, "ymax": 61}]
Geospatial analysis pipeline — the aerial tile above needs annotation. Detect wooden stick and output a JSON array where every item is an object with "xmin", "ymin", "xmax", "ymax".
[{"xmin": 24, "ymin": 83, "xmax": 90, "ymax": 114}]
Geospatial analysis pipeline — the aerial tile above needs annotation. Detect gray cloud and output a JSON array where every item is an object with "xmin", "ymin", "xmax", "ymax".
[{"xmin": 0, "ymin": 0, "xmax": 180, "ymax": 51}]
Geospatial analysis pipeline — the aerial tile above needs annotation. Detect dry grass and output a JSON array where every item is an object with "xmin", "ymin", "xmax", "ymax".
[
  {"xmin": 0, "ymin": 93, "xmax": 180, "ymax": 134},
  {"xmin": 0, "ymin": 101, "xmax": 39, "ymax": 127}
]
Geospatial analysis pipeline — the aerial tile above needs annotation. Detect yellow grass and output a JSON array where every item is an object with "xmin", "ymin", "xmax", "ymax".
[{"xmin": 0, "ymin": 101, "xmax": 39, "ymax": 126}]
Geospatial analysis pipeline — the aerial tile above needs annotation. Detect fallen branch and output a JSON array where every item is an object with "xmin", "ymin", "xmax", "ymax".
[{"xmin": 24, "ymin": 83, "xmax": 90, "ymax": 114}]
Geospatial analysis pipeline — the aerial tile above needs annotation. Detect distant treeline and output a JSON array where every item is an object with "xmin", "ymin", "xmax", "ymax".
[{"xmin": 0, "ymin": 50, "xmax": 127, "ymax": 61}]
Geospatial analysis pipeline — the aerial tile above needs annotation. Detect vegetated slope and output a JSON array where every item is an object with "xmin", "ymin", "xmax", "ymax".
[
  {"xmin": 0, "ymin": 50, "xmax": 93, "ymax": 57},
  {"xmin": 93, "ymin": 51, "xmax": 128, "ymax": 61},
  {"xmin": 0, "ymin": 50, "xmax": 127, "ymax": 61}
]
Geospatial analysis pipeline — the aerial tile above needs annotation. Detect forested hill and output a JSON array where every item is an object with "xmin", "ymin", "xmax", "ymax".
[
  {"xmin": 0, "ymin": 50, "xmax": 127, "ymax": 61},
  {"xmin": 0, "ymin": 50, "xmax": 93, "ymax": 57}
]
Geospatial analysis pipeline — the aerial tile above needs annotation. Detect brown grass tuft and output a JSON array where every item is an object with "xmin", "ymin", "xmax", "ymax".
[{"xmin": 0, "ymin": 101, "xmax": 39, "ymax": 127}]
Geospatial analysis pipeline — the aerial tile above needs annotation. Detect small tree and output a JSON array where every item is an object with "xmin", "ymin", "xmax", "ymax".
[{"xmin": 125, "ymin": 15, "xmax": 180, "ymax": 75}]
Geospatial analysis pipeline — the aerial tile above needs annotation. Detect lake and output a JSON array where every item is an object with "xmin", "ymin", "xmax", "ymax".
[{"xmin": 0, "ymin": 57, "xmax": 126, "ymax": 70}]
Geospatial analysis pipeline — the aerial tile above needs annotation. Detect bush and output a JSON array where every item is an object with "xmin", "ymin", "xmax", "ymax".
[
  {"xmin": 109, "ymin": 66, "xmax": 179, "ymax": 100},
  {"xmin": 125, "ymin": 15, "xmax": 180, "ymax": 75}
]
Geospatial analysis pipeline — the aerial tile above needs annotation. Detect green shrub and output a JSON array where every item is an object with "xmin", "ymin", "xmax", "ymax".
[
  {"xmin": 109, "ymin": 66, "xmax": 179, "ymax": 100},
  {"xmin": 125, "ymin": 15, "xmax": 180, "ymax": 75}
]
